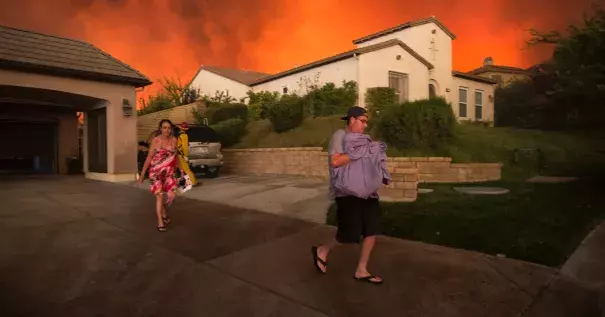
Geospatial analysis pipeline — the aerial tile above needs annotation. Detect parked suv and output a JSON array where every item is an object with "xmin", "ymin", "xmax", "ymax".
[{"xmin": 173, "ymin": 124, "xmax": 223, "ymax": 178}]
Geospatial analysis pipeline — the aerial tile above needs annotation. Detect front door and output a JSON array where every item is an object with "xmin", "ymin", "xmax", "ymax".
[{"xmin": 87, "ymin": 107, "xmax": 107, "ymax": 173}]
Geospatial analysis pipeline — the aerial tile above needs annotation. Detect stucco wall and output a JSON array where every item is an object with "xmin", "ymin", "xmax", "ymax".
[
  {"xmin": 356, "ymin": 22, "xmax": 454, "ymax": 103},
  {"xmin": 189, "ymin": 69, "xmax": 252, "ymax": 102},
  {"xmin": 251, "ymin": 58, "xmax": 358, "ymax": 97},
  {"xmin": 451, "ymin": 75, "xmax": 496, "ymax": 123},
  {"xmin": 357, "ymin": 45, "xmax": 430, "ymax": 107},
  {"xmin": 0, "ymin": 69, "xmax": 139, "ymax": 178}
]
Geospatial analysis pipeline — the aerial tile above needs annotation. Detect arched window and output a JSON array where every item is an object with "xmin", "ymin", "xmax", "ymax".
[{"xmin": 429, "ymin": 83, "xmax": 437, "ymax": 99}]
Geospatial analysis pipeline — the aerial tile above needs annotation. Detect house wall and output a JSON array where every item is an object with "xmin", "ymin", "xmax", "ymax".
[
  {"xmin": 189, "ymin": 69, "xmax": 252, "ymax": 102},
  {"xmin": 451, "ymin": 75, "xmax": 496, "ymax": 123},
  {"xmin": 356, "ymin": 22, "xmax": 454, "ymax": 103},
  {"xmin": 251, "ymin": 57, "xmax": 358, "ymax": 97},
  {"xmin": 357, "ymin": 45, "xmax": 430, "ymax": 107},
  {"xmin": 0, "ymin": 69, "xmax": 139, "ymax": 182}
]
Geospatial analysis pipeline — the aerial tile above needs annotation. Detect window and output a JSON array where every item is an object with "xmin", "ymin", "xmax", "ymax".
[
  {"xmin": 282, "ymin": 86, "xmax": 288, "ymax": 94},
  {"xmin": 429, "ymin": 84, "xmax": 437, "ymax": 99},
  {"xmin": 458, "ymin": 87, "xmax": 468, "ymax": 118},
  {"xmin": 475, "ymin": 90, "xmax": 483, "ymax": 120},
  {"xmin": 389, "ymin": 71, "xmax": 409, "ymax": 103}
]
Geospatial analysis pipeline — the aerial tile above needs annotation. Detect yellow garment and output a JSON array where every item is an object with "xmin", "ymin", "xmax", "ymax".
[{"xmin": 177, "ymin": 132, "xmax": 197, "ymax": 186}]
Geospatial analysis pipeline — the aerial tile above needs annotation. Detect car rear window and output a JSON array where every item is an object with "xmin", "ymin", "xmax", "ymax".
[{"xmin": 182, "ymin": 126, "xmax": 220, "ymax": 143}]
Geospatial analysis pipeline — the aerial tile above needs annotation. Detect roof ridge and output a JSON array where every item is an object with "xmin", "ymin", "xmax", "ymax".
[
  {"xmin": 352, "ymin": 16, "xmax": 456, "ymax": 44},
  {"xmin": 202, "ymin": 65, "xmax": 271, "ymax": 75},
  {"xmin": 0, "ymin": 24, "xmax": 90, "ymax": 45}
]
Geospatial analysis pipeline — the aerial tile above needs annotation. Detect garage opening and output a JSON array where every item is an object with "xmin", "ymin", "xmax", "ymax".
[
  {"xmin": 0, "ymin": 119, "xmax": 58, "ymax": 174},
  {"xmin": 87, "ymin": 107, "xmax": 108, "ymax": 173}
]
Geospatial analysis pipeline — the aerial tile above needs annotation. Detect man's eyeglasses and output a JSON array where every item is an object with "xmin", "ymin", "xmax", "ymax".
[{"xmin": 355, "ymin": 117, "xmax": 369, "ymax": 124}]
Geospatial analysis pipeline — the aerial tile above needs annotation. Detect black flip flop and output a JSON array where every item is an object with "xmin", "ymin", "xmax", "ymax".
[
  {"xmin": 311, "ymin": 246, "xmax": 327, "ymax": 274},
  {"xmin": 354, "ymin": 275, "xmax": 383, "ymax": 284}
]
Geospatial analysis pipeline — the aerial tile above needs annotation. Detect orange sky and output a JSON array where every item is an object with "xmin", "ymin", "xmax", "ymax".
[{"xmin": 0, "ymin": 0, "xmax": 601, "ymax": 105}]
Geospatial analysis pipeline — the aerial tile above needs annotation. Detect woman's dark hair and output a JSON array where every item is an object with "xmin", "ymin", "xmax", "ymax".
[{"xmin": 158, "ymin": 119, "xmax": 173, "ymax": 128}]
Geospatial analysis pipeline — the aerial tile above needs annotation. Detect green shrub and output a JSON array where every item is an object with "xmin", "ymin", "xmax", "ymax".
[
  {"xmin": 210, "ymin": 118, "xmax": 247, "ymax": 147},
  {"xmin": 267, "ymin": 94, "xmax": 305, "ymax": 133},
  {"xmin": 377, "ymin": 97, "xmax": 456, "ymax": 151},
  {"xmin": 247, "ymin": 91, "xmax": 280, "ymax": 120},
  {"xmin": 365, "ymin": 87, "xmax": 397, "ymax": 118},
  {"xmin": 205, "ymin": 101, "xmax": 248, "ymax": 124},
  {"xmin": 304, "ymin": 81, "xmax": 358, "ymax": 117}
]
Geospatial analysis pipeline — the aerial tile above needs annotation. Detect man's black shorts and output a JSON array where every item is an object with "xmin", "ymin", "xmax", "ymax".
[{"xmin": 335, "ymin": 195, "xmax": 381, "ymax": 244}]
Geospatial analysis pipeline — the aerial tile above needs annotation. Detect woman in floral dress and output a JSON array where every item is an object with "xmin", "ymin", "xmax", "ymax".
[{"xmin": 138, "ymin": 119, "xmax": 178, "ymax": 232}]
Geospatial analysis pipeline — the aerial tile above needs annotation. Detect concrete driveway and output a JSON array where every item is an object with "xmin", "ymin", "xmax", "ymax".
[
  {"xmin": 135, "ymin": 174, "xmax": 333, "ymax": 224},
  {"xmin": 0, "ymin": 175, "xmax": 600, "ymax": 317}
]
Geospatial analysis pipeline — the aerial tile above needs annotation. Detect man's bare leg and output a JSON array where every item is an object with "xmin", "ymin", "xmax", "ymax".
[
  {"xmin": 355, "ymin": 235, "xmax": 382, "ymax": 282},
  {"xmin": 316, "ymin": 239, "xmax": 339, "ymax": 273}
]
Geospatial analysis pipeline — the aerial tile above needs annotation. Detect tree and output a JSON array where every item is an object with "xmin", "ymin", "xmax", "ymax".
[
  {"xmin": 527, "ymin": 4, "xmax": 605, "ymax": 129},
  {"xmin": 137, "ymin": 76, "xmax": 201, "ymax": 116}
]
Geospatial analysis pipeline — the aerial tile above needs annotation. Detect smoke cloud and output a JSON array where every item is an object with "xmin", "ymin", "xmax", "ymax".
[{"xmin": 1, "ymin": 0, "xmax": 603, "ymax": 101}]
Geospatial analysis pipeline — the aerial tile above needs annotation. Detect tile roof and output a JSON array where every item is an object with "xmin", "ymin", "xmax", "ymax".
[
  {"xmin": 353, "ymin": 16, "xmax": 456, "ymax": 45},
  {"xmin": 452, "ymin": 70, "xmax": 498, "ymax": 85},
  {"xmin": 468, "ymin": 65, "xmax": 530, "ymax": 76},
  {"xmin": 250, "ymin": 39, "xmax": 434, "ymax": 86},
  {"xmin": 0, "ymin": 24, "xmax": 152, "ymax": 87},
  {"xmin": 193, "ymin": 66, "xmax": 271, "ymax": 86}
]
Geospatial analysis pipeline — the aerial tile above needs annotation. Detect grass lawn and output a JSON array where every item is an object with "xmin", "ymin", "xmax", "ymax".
[{"xmin": 327, "ymin": 178, "xmax": 605, "ymax": 267}]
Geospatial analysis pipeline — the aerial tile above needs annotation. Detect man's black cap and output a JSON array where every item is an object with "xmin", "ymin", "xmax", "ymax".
[{"xmin": 340, "ymin": 106, "xmax": 368, "ymax": 120}]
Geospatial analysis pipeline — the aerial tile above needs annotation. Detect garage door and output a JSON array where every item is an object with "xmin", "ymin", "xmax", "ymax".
[{"xmin": 0, "ymin": 120, "xmax": 57, "ymax": 174}]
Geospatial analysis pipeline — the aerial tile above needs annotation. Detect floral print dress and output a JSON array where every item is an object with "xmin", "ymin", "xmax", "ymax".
[{"xmin": 149, "ymin": 142, "xmax": 177, "ymax": 195}]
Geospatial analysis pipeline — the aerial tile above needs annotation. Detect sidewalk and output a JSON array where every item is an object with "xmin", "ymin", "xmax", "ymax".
[{"xmin": 0, "ymin": 175, "xmax": 600, "ymax": 316}]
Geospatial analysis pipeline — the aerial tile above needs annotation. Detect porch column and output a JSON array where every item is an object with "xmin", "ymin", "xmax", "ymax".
[{"xmin": 106, "ymin": 95, "xmax": 138, "ymax": 180}]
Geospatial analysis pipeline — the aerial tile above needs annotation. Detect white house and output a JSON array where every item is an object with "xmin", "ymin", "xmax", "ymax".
[
  {"xmin": 188, "ymin": 66, "xmax": 270, "ymax": 102},
  {"xmin": 188, "ymin": 16, "xmax": 497, "ymax": 122}
]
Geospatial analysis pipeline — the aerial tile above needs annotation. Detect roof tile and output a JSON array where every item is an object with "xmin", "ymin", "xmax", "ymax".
[{"xmin": 0, "ymin": 24, "xmax": 152, "ymax": 87}]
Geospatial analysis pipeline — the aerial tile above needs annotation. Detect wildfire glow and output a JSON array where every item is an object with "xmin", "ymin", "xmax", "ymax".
[{"xmin": 0, "ymin": 0, "xmax": 601, "ymax": 106}]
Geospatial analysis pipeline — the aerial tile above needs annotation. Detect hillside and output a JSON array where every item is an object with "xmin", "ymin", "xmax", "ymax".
[{"xmin": 233, "ymin": 115, "xmax": 605, "ymax": 179}]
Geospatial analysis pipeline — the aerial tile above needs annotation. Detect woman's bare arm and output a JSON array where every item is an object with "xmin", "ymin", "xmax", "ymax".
[{"xmin": 140, "ymin": 138, "xmax": 158, "ymax": 180}]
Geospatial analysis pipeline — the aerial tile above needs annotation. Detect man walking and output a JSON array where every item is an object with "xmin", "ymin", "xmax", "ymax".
[{"xmin": 312, "ymin": 106, "xmax": 383, "ymax": 284}]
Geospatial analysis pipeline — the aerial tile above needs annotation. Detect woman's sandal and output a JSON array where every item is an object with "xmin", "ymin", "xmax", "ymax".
[
  {"xmin": 162, "ymin": 216, "xmax": 171, "ymax": 225},
  {"xmin": 157, "ymin": 226, "xmax": 167, "ymax": 232}
]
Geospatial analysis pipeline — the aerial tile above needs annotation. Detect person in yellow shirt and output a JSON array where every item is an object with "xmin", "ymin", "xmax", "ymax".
[{"xmin": 176, "ymin": 122, "xmax": 198, "ymax": 186}]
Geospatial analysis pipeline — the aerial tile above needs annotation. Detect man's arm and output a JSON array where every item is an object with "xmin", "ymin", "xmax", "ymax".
[
  {"xmin": 330, "ymin": 153, "xmax": 350, "ymax": 167},
  {"xmin": 328, "ymin": 130, "xmax": 349, "ymax": 168}
]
